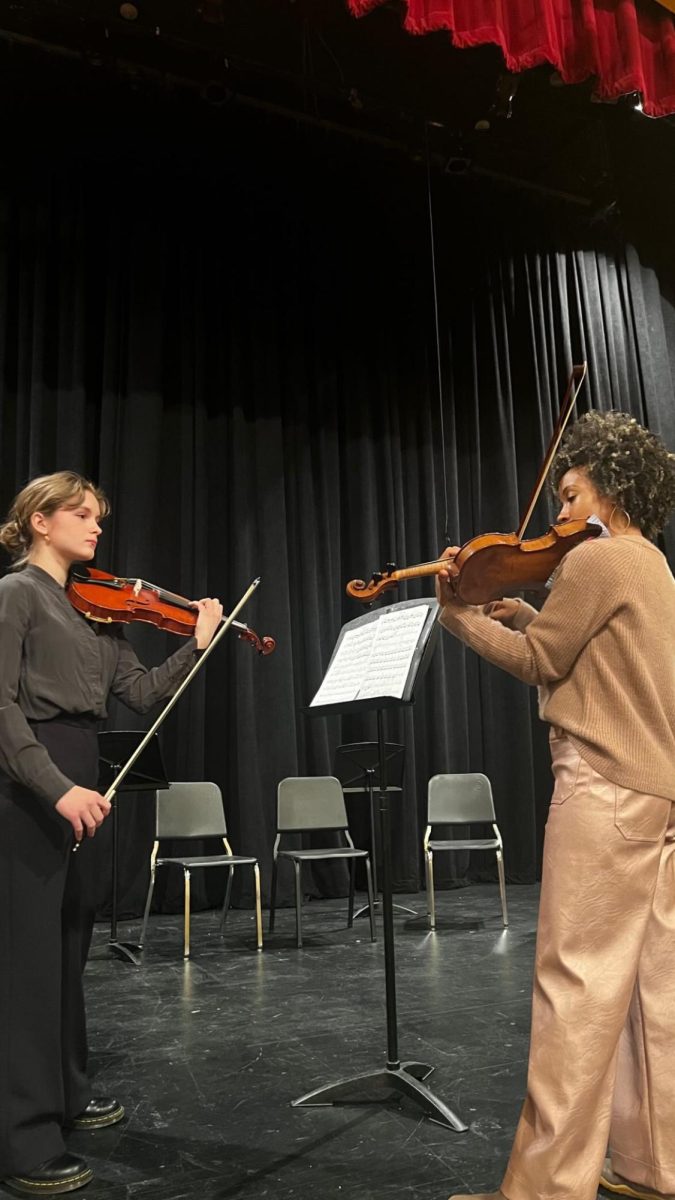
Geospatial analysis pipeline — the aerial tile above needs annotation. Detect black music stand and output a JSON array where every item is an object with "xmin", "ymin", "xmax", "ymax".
[
  {"xmin": 334, "ymin": 742, "xmax": 415, "ymax": 919},
  {"xmin": 98, "ymin": 730, "xmax": 169, "ymax": 966},
  {"xmin": 297, "ymin": 597, "xmax": 467, "ymax": 1131}
]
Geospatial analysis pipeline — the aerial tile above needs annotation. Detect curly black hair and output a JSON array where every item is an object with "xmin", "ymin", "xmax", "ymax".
[{"xmin": 551, "ymin": 410, "xmax": 675, "ymax": 540}]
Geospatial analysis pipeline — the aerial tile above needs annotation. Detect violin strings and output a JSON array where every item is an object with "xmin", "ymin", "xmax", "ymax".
[{"xmin": 425, "ymin": 123, "xmax": 451, "ymax": 547}]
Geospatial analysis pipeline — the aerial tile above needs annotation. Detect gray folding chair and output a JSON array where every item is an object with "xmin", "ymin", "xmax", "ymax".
[
  {"xmin": 139, "ymin": 781, "xmax": 263, "ymax": 958},
  {"xmin": 269, "ymin": 776, "xmax": 376, "ymax": 948},
  {"xmin": 423, "ymin": 773, "xmax": 508, "ymax": 929}
]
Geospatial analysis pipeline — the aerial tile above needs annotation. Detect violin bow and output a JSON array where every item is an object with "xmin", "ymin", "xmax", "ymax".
[
  {"xmin": 516, "ymin": 362, "xmax": 587, "ymax": 541},
  {"xmin": 72, "ymin": 577, "xmax": 261, "ymax": 850},
  {"xmin": 104, "ymin": 577, "xmax": 260, "ymax": 800}
]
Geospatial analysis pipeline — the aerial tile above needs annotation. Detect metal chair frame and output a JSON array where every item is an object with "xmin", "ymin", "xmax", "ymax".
[
  {"xmin": 139, "ymin": 781, "xmax": 263, "ymax": 958},
  {"xmin": 423, "ymin": 773, "xmax": 508, "ymax": 929},
  {"xmin": 269, "ymin": 776, "xmax": 376, "ymax": 948}
]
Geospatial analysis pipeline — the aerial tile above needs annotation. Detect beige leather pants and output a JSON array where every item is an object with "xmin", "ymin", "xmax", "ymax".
[{"xmin": 502, "ymin": 731, "xmax": 675, "ymax": 1200}]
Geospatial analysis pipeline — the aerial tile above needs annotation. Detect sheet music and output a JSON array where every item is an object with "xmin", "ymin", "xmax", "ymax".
[
  {"xmin": 309, "ymin": 625, "xmax": 375, "ymax": 706},
  {"xmin": 310, "ymin": 603, "xmax": 429, "ymax": 706}
]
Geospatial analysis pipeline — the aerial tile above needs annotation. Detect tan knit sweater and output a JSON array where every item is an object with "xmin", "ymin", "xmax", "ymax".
[{"xmin": 439, "ymin": 536, "xmax": 675, "ymax": 801}]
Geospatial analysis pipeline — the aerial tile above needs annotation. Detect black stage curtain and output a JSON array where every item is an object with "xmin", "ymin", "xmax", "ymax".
[{"xmin": 1, "ymin": 95, "xmax": 673, "ymax": 915}]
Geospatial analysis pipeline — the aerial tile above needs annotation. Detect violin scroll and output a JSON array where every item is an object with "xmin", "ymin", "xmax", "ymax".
[
  {"xmin": 345, "ymin": 566, "xmax": 402, "ymax": 604},
  {"xmin": 235, "ymin": 624, "xmax": 276, "ymax": 655}
]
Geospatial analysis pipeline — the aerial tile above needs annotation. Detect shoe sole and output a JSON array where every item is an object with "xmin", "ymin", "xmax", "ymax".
[
  {"xmin": 68, "ymin": 1105, "xmax": 125, "ymax": 1131},
  {"xmin": 600, "ymin": 1172, "xmax": 665, "ymax": 1200},
  {"xmin": 2, "ymin": 1166, "xmax": 94, "ymax": 1195}
]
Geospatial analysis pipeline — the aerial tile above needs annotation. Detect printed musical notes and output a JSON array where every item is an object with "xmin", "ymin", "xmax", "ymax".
[{"xmin": 310, "ymin": 604, "xmax": 429, "ymax": 706}]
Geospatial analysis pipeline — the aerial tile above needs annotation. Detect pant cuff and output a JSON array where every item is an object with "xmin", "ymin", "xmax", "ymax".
[
  {"xmin": 611, "ymin": 1150, "xmax": 675, "ymax": 1195},
  {"xmin": 3, "ymin": 1127, "xmax": 66, "ymax": 1178},
  {"xmin": 502, "ymin": 1163, "xmax": 600, "ymax": 1200}
]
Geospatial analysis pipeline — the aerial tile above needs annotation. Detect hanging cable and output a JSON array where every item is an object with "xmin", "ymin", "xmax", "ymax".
[{"xmin": 425, "ymin": 123, "xmax": 451, "ymax": 545}]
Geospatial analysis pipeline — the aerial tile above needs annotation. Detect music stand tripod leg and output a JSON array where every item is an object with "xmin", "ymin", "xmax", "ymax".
[{"xmin": 292, "ymin": 1063, "xmax": 467, "ymax": 1132}]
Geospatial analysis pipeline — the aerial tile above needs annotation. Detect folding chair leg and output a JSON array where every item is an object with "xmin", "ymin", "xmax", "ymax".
[
  {"xmin": 269, "ymin": 859, "xmax": 278, "ymax": 933},
  {"xmin": 365, "ymin": 857, "xmax": 376, "ymax": 943},
  {"xmin": 496, "ymin": 848, "xmax": 508, "ymax": 927},
  {"xmin": 253, "ymin": 863, "xmax": 263, "ymax": 951},
  {"xmin": 139, "ymin": 869, "xmax": 156, "ymax": 950},
  {"xmin": 220, "ymin": 866, "xmax": 234, "ymax": 935},
  {"xmin": 293, "ymin": 860, "xmax": 303, "ymax": 948},
  {"xmin": 347, "ymin": 859, "xmax": 355, "ymax": 928},
  {"xmin": 425, "ymin": 850, "xmax": 436, "ymax": 930},
  {"xmin": 183, "ymin": 868, "xmax": 191, "ymax": 959}
]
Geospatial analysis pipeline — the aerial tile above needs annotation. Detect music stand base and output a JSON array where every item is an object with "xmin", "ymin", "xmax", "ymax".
[
  {"xmin": 292, "ymin": 1062, "xmax": 468, "ymax": 1131},
  {"xmin": 108, "ymin": 939, "xmax": 143, "ymax": 966},
  {"xmin": 353, "ymin": 898, "xmax": 417, "ymax": 920}
]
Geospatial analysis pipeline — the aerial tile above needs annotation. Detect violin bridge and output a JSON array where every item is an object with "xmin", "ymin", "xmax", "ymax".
[{"xmin": 133, "ymin": 578, "xmax": 142, "ymax": 597}]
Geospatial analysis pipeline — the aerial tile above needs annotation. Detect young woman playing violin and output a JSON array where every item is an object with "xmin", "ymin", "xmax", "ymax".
[
  {"xmin": 0, "ymin": 471, "xmax": 223, "ymax": 1197},
  {"xmin": 436, "ymin": 412, "xmax": 675, "ymax": 1200}
]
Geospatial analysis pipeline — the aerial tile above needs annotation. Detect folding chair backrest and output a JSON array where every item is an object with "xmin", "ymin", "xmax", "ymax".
[
  {"xmin": 428, "ymin": 773, "xmax": 496, "ymax": 825},
  {"xmin": 156, "ymin": 782, "xmax": 227, "ymax": 839},
  {"xmin": 277, "ymin": 777, "xmax": 348, "ymax": 832}
]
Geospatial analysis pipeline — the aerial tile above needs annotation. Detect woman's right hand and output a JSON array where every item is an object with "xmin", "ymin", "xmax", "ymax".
[
  {"xmin": 483, "ymin": 598, "xmax": 522, "ymax": 628},
  {"xmin": 55, "ymin": 786, "xmax": 112, "ymax": 842}
]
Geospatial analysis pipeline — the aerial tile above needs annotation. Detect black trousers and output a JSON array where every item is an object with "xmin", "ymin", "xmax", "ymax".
[{"xmin": 0, "ymin": 716, "xmax": 105, "ymax": 1176}]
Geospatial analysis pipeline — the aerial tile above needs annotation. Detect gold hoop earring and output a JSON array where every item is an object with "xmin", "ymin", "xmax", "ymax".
[{"xmin": 609, "ymin": 506, "xmax": 631, "ymax": 534}]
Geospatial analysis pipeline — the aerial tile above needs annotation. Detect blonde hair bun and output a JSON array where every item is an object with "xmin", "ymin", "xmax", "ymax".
[{"xmin": 0, "ymin": 471, "xmax": 109, "ymax": 569}]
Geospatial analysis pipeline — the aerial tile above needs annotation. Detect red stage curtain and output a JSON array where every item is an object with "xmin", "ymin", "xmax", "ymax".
[{"xmin": 347, "ymin": 0, "xmax": 675, "ymax": 117}]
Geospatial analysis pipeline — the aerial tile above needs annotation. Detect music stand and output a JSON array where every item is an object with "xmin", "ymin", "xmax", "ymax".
[
  {"xmin": 297, "ymin": 597, "xmax": 466, "ymax": 1131},
  {"xmin": 334, "ymin": 742, "xmax": 415, "ymax": 918},
  {"xmin": 98, "ymin": 730, "xmax": 169, "ymax": 966}
]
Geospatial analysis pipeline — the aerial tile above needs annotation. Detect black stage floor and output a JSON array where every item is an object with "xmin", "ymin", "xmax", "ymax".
[{"xmin": 9, "ymin": 886, "xmax": 552, "ymax": 1199}]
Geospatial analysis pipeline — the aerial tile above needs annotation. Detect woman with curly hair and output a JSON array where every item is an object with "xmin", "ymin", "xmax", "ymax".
[
  {"xmin": 436, "ymin": 410, "xmax": 675, "ymax": 1200},
  {"xmin": 0, "ymin": 471, "xmax": 223, "ymax": 1196}
]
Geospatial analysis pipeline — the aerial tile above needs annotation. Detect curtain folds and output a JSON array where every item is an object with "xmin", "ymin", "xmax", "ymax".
[
  {"xmin": 347, "ymin": 0, "xmax": 675, "ymax": 117},
  {"xmin": 0, "ymin": 112, "xmax": 673, "ymax": 916}
]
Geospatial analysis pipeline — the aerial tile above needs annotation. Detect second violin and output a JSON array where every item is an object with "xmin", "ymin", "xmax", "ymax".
[
  {"xmin": 347, "ymin": 363, "xmax": 593, "ymax": 608},
  {"xmin": 346, "ymin": 518, "xmax": 601, "ymax": 606}
]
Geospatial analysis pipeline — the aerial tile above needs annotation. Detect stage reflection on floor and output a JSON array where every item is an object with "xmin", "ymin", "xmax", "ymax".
[{"xmin": 52, "ymin": 887, "xmax": 544, "ymax": 1199}]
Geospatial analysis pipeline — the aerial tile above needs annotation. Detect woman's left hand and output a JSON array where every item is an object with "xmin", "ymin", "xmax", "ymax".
[
  {"xmin": 191, "ymin": 597, "xmax": 224, "ymax": 650},
  {"xmin": 435, "ymin": 546, "xmax": 461, "ymax": 607}
]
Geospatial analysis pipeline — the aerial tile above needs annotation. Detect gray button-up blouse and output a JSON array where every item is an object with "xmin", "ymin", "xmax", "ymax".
[{"xmin": 0, "ymin": 564, "xmax": 200, "ymax": 806}]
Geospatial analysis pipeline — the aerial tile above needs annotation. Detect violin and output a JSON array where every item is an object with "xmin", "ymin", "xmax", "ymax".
[
  {"xmin": 346, "ymin": 518, "xmax": 601, "ymax": 605},
  {"xmin": 347, "ymin": 363, "xmax": 594, "ymax": 608},
  {"xmin": 67, "ymin": 567, "xmax": 276, "ymax": 655}
]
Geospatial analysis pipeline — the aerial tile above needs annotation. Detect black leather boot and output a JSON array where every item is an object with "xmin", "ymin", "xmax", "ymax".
[
  {"xmin": 66, "ymin": 1097, "xmax": 125, "ymax": 1131},
  {"xmin": 3, "ymin": 1152, "xmax": 93, "ymax": 1195}
]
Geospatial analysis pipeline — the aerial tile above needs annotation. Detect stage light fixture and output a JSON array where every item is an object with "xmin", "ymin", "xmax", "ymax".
[
  {"xmin": 444, "ymin": 155, "xmax": 471, "ymax": 175},
  {"xmin": 119, "ymin": 2, "xmax": 139, "ymax": 19},
  {"xmin": 616, "ymin": 90, "xmax": 649, "ymax": 116},
  {"xmin": 201, "ymin": 80, "xmax": 231, "ymax": 106}
]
